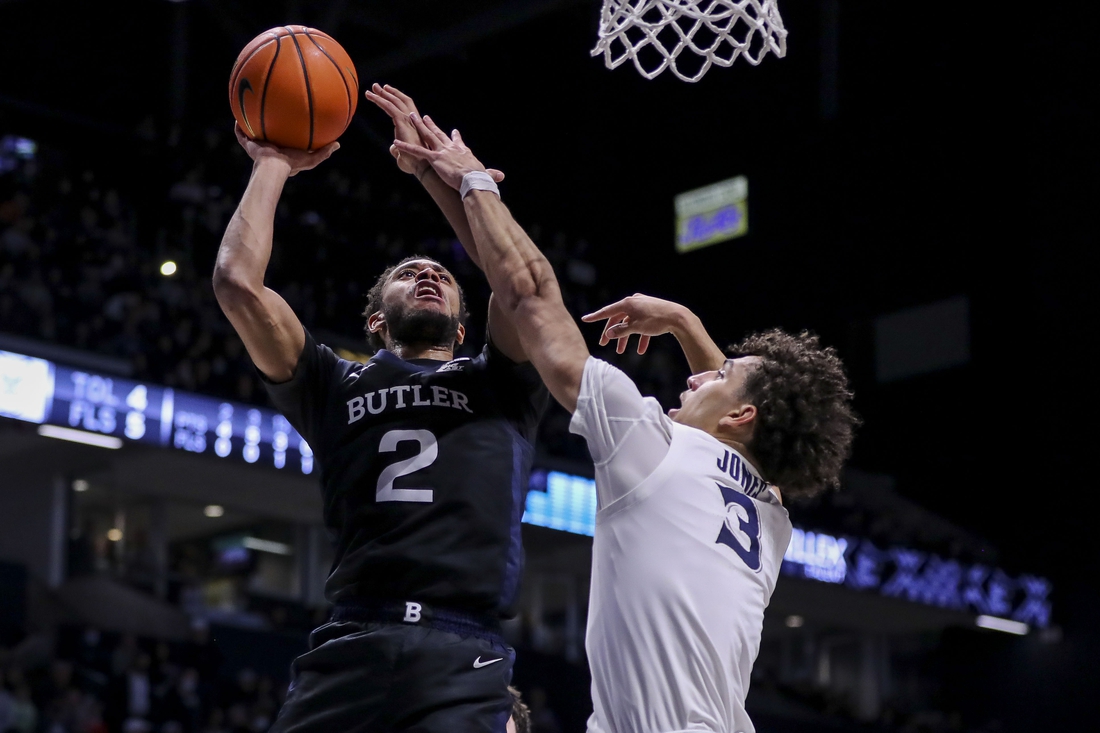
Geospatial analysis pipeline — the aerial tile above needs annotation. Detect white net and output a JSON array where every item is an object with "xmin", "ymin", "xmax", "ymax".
[{"xmin": 591, "ymin": 0, "xmax": 788, "ymax": 82}]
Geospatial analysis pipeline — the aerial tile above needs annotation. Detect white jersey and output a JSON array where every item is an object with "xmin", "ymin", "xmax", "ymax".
[{"xmin": 570, "ymin": 358, "xmax": 792, "ymax": 733}]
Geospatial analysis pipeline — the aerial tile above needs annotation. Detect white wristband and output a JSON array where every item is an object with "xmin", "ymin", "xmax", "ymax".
[{"xmin": 460, "ymin": 171, "xmax": 500, "ymax": 200}]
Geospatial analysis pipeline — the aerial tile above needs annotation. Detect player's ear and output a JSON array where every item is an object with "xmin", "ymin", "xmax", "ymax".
[
  {"xmin": 718, "ymin": 404, "xmax": 756, "ymax": 432},
  {"xmin": 454, "ymin": 323, "xmax": 466, "ymax": 346},
  {"xmin": 367, "ymin": 310, "xmax": 386, "ymax": 335}
]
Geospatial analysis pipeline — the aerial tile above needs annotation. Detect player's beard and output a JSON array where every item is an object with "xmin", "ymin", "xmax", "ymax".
[{"xmin": 382, "ymin": 301, "xmax": 461, "ymax": 350}]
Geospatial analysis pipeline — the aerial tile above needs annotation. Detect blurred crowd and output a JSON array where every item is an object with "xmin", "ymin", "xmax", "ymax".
[
  {"xmin": 0, "ymin": 626, "xmax": 280, "ymax": 733},
  {"xmin": 0, "ymin": 628, "xmax": 999, "ymax": 733},
  {"xmin": 0, "ymin": 624, "xmax": 585, "ymax": 733},
  {"xmin": 0, "ymin": 129, "xmax": 685, "ymax": 460}
]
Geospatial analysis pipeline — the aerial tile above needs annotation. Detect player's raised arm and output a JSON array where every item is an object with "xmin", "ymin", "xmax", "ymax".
[
  {"xmin": 212, "ymin": 125, "xmax": 338, "ymax": 382},
  {"xmin": 394, "ymin": 115, "xmax": 588, "ymax": 412},
  {"xmin": 364, "ymin": 84, "xmax": 527, "ymax": 363},
  {"xmin": 582, "ymin": 294, "xmax": 727, "ymax": 373}
]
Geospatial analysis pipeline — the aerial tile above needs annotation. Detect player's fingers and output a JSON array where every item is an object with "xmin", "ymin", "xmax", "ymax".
[
  {"xmin": 637, "ymin": 335, "xmax": 651, "ymax": 355},
  {"xmin": 367, "ymin": 84, "xmax": 394, "ymax": 105},
  {"xmin": 233, "ymin": 123, "xmax": 249, "ymax": 146},
  {"xmin": 581, "ymin": 302, "xmax": 629, "ymax": 322},
  {"xmin": 389, "ymin": 144, "xmax": 400, "ymax": 160},
  {"xmin": 616, "ymin": 335, "xmax": 629, "ymax": 355},
  {"xmin": 392, "ymin": 139, "xmax": 433, "ymax": 159},
  {"xmin": 598, "ymin": 324, "xmax": 612, "ymax": 347},
  {"xmin": 487, "ymin": 168, "xmax": 505, "ymax": 182},
  {"xmin": 383, "ymin": 84, "xmax": 416, "ymax": 107},
  {"xmin": 409, "ymin": 113, "xmax": 443, "ymax": 146},
  {"xmin": 452, "ymin": 129, "xmax": 472, "ymax": 152},
  {"xmin": 365, "ymin": 89, "xmax": 400, "ymax": 116},
  {"xmin": 605, "ymin": 321, "xmax": 640, "ymax": 340},
  {"xmin": 374, "ymin": 83, "xmax": 406, "ymax": 106},
  {"xmin": 421, "ymin": 115, "xmax": 452, "ymax": 145},
  {"xmin": 407, "ymin": 114, "xmax": 438, "ymax": 148}
]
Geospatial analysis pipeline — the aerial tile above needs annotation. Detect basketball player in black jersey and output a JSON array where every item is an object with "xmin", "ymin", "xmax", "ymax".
[{"xmin": 212, "ymin": 86, "xmax": 548, "ymax": 733}]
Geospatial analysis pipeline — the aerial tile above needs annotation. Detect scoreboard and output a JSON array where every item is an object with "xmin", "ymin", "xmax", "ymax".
[{"xmin": 0, "ymin": 349, "xmax": 313, "ymax": 474}]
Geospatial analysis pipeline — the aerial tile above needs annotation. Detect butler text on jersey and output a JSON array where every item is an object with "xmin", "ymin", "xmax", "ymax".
[{"xmin": 347, "ymin": 385, "xmax": 474, "ymax": 423}]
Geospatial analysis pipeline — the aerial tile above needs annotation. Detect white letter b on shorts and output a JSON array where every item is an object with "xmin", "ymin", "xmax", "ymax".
[{"xmin": 403, "ymin": 602, "xmax": 422, "ymax": 623}]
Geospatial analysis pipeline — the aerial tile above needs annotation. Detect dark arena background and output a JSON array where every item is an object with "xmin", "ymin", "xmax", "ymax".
[{"xmin": 0, "ymin": 1, "xmax": 1095, "ymax": 732}]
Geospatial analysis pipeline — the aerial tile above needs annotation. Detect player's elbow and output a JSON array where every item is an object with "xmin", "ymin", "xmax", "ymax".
[{"xmin": 212, "ymin": 266, "xmax": 260, "ymax": 313}]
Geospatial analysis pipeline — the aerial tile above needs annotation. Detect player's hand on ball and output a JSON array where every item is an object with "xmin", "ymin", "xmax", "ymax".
[
  {"xmin": 582, "ymin": 294, "xmax": 689, "ymax": 355},
  {"xmin": 233, "ymin": 123, "xmax": 339, "ymax": 177},
  {"xmin": 392, "ymin": 114, "xmax": 504, "ymax": 191}
]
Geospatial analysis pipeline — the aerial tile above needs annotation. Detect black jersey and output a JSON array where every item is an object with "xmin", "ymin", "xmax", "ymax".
[{"xmin": 264, "ymin": 331, "xmax": 548, "ymax": 619}]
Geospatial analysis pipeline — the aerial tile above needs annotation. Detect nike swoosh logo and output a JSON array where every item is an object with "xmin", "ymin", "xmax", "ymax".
[
  {"xmin": 238, "ymin": 78, "xmax": 256, "ymax": 137},
  {"xmin": 472, "ymin": 656, "xmax": 503, "ymax": 669}
]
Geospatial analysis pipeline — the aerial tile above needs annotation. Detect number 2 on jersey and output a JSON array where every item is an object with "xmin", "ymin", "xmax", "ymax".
[{"xmin": 376, "ymin": 429, "xmax": 437, "ymax": 503}]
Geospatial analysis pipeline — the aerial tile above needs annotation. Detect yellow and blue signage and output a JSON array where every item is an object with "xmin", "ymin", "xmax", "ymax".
[{"xmin": 675, "ymin": 175, "xmax": 748, "ymax": 253}]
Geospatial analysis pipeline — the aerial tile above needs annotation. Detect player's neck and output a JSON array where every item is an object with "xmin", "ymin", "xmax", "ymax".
[
  {"xmin": 717, "ymin": 437, "xmax": 761, "ymax": 475},
  {"xmin": 388, "ymin": 342, "xmax": 454, "ymax": 362}
]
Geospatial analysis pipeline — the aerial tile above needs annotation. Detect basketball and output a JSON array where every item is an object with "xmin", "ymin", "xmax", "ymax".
[{"xmin": 229, "ymin": 25, "xmax": 358, "ymax": 151}]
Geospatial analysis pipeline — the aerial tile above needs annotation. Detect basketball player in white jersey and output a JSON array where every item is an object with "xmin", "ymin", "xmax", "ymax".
[{"xmin": 395, "ymin": 110, "xmax": 857, "ymax": 733}]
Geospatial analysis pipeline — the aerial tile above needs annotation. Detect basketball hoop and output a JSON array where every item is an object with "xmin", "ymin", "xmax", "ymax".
[{"xmin": 591, "ymin": 0, "xmax": 788, "ymax": 82}]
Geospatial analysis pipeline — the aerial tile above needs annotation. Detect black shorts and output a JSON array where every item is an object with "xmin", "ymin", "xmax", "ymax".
[{"xmin": 269, "ymin": 607, "xmax": 515, "ymax": 733}]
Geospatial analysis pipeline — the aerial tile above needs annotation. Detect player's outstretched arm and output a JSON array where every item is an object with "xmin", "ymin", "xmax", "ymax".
[
  {"xmin": 582, "ymin": 294, "xmax": 726, "ymax": 374},
  {"xmin": 364, "ymin": 85, "xmax": 527, "ymax": 363},
  {"xmin": 213, "ymin": 125, "xmax": 338, "ymax": 382},
  {"xmin": 463, "ymin": 191, "xmax": 588, "ymax": 411},
  {"xmin": 394, "ymin": 116, "xmax": 588, "ymax": 412}
]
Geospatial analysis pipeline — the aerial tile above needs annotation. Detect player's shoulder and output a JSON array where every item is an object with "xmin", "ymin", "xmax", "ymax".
[
  {"xmin": 461, "ymin": 342, "xmax": 533, "ymax": 381},
  {"xmin": 436, "ymin": 355, "xmax": 480, "ymax": 375},
  {"xmin": 313, "ymin": 345, "xmax": 399, "ymax": 393},
  {"xmin": 582, "ymin": 355, "xmax": 627, "ymax": 382},
  {"xmin": 580, "ymin": 356, "xmax": 644, "ymax": 399}
]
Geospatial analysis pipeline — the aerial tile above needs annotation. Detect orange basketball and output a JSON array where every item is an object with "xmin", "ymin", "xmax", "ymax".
[{"xmin": 229, "ymin": 26, "xmax": 358, "ymax": 151}]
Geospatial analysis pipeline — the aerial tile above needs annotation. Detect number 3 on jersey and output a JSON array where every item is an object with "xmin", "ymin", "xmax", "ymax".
[
  {"xmin": 715, "ymin": 482, "xmax": 762, "ymax": 571},
  {"xmin": 376, "ymin": 429, "xmax": 437, "ymax": 503}
]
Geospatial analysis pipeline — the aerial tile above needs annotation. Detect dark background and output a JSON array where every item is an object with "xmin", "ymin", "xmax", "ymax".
[{"xmin": 1, "ymin": 0, "xmax": 1096, "ymax": 727}]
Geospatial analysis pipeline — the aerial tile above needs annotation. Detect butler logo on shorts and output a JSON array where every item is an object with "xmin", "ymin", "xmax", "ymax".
[{"xmin": 675, "ymin": 175, "xmax": 749, "ymax": 253}]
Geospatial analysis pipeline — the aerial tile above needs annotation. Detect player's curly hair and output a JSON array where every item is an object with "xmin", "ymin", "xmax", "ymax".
[
  {"xmin": 508, "ymin": 686, "xmax": 531, "ymax": 733},
  {"xmin": 361, "ymin": 255, "xmax": 468, "ymax": 353},
  {"xmin": 729, "ymin": 329, "xmax": 858, "ymax": 499}
]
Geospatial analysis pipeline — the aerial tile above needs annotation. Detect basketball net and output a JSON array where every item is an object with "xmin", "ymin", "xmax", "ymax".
[{"xmin": 591, "ymin": 0, "xmax": 788, "ymax": 82}]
